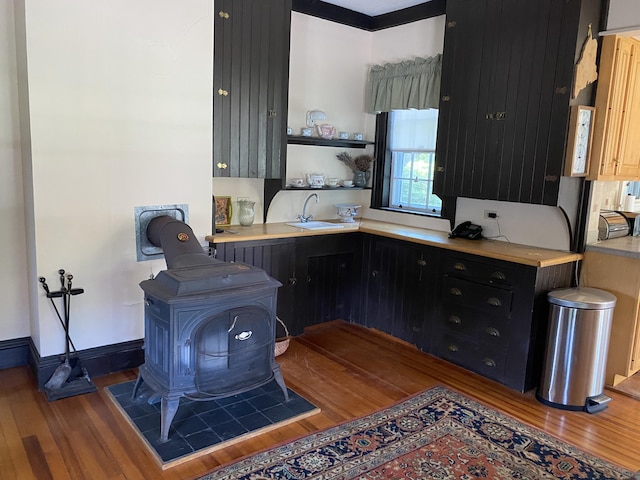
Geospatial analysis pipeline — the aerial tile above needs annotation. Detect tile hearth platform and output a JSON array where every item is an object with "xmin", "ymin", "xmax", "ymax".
[{"xmin": 106, "ymin": 379, "xmax": 319, "ymax": 469}]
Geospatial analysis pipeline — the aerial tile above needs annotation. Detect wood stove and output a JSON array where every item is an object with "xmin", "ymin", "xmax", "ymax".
[{"xmin": 132, "ymin": 216, "xmax": 288, "ymax": 442}]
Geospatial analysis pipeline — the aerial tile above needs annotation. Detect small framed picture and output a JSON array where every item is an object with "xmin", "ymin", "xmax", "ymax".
[
  {"xmin": 214, "ymin": 196, "xmax": 232, "ymax": 226},
  {"xmin": 564, "ymin": 105, "xmax": 595, "ymax": 177}
]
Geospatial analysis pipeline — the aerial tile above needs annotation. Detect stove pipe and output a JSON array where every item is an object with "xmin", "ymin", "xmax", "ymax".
[{"xmin": 146, "ymin": 215, "xmax": 214, "ymax": 269}]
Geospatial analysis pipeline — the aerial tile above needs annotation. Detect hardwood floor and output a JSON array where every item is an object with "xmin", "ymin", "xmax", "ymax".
[{"xmin": 2, "ymin": 320, "xmax": 640, "ymax": 479}]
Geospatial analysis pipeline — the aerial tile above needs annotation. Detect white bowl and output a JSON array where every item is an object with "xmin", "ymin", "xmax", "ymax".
[{"xmin": 335, "ymin": 203, "xmax": 361, "ymax": 223}]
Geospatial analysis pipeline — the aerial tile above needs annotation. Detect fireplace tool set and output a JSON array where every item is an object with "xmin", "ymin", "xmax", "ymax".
[{"xmin": 39, "ymin": 269, "xmax": 96, "ymax": 401}]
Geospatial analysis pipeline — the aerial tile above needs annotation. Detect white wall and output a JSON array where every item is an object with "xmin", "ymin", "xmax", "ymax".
[
  {"xmin": 11, "ymin": 0, "xmax": 214, "ymax": 356},
  {"xmin": 605, "ymin": 0, "xmax": 640, "ymax": 34},
  {"xmin": 269, "ymin": 13, "xmax": 450, "ymax": 231},
  {"xmin": 0, "ymin": 0, "xmax": 30, "ymax": 342}
]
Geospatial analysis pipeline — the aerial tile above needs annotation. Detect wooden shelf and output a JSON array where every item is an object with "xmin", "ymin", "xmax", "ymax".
[
  {"xmin": 287, "ymin": 135, "xmax": 374, "ymax": 149},
  {"xmin": 283, "ymin": 186, "xmax": 369, "ymax": 191}
]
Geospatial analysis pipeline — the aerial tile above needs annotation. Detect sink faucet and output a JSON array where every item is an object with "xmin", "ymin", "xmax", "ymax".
[{"xmin": 298, "ymin": 193, "xmax": 319, "ymax": 223}]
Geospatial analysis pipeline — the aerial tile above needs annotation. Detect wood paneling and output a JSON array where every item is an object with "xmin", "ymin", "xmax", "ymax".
[
  {"xmin": 213, "ymin": 0, "xmax": 290, "ymax": 179},
  {"xmin": 2, "ymin": 321, "xmax": 639, "ymax": 479},
  {"xmin": 434, "ymin": 0, "xmax": 599, "ymax": 206}
]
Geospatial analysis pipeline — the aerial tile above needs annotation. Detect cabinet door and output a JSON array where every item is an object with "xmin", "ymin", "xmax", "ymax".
[
  {"xmin": 214, "ymin": 239, "xmax": 296, "ymax": 331},
  {"xmin": 589, "ymin": 36, "xmax": 640, "ymax": 180},
  {"xmin": 295, "ymin": 235, "xmax": 362, "ymax": 335},
  {"xmin": 435, "ymin": 0, "xmax": 583, "ymax": 205},
  {"xmin": 617, "ymin": 40, "xmax": 640, "ymax": 178},
  {"xmin": 361, "ymin": 235, "xmax": 438, "ymax": 350},
  {"xmin": 213, "ymin": 0, "xmax": 290, "ymax": 179}
]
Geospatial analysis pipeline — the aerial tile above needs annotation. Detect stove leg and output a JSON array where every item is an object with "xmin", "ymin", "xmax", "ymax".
[
  {"xmin": 160, "ymin": 396, "xmax": 180, "ymax": 443},
  {"xmin": 131, "ymin": 372, "xmax": 144, "ymax": 400},
  {"xmin": 272, "ymin": 363, "xmax": 289, "ymax": 402}
]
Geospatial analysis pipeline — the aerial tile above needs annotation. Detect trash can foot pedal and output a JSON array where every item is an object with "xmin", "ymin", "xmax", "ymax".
[{"xmin": 585, "ymin": 394, "xmax": 611, "ymax": 414}]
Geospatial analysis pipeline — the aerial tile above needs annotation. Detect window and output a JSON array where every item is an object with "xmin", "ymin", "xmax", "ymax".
[{"xmin": 371, "ymin": 109, "xmax": 441, "ymax": 215}]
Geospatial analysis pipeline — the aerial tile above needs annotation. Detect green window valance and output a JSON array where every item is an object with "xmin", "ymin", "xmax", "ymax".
[{"xmin": 365, "ymin": 54, "xmax": 442, "ymax": 114}]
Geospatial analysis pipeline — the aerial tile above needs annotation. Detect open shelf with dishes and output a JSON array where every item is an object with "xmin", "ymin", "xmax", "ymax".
[
  {"xmin": 283, "ymin": 185, "xmax": 369, "ymax": 190},
  {"xmin": 287, "ymin": 135, "xmax": 374, "ymax": 148}
]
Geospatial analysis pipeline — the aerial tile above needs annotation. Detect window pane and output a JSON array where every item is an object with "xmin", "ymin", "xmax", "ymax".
[
  {"xmin": 388, "ymin": 110, "xmax": 441, "ymax": 214},
  {"xmin": 389, "ymin": 109, "xmax": 439, "ymax": 150}
]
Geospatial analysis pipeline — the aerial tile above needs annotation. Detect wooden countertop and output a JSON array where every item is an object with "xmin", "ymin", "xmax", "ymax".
[{"xmin": 205, "ymin": 219, "xmax": 581, "ymax": 268}]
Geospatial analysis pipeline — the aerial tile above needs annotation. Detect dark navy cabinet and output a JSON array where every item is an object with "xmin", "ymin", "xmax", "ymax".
[
  {"xmin": 213, "ymin": 0, "xmax": 291, "ymax": 179},
  {"xmin": 434, "ymin": 251, "xmax": 573, "ymax": 392},
  {"xmin": 434, "ymin": 0, "xmax": 602, "ymax": 206}
]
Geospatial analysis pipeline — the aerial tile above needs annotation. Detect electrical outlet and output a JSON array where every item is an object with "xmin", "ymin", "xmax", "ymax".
[{"xmin": 484, "ymin": 210, "xmax": 498, "ymax": 219}]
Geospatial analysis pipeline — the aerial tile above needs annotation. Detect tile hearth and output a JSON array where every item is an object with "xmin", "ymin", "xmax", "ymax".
[{"xmin": 106, "ymin": 379, "xmax": 319, "ymax": 467}]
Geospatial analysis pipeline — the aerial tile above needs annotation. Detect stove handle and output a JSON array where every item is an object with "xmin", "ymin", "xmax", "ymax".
[{"xmin": 235, "ymin": 331, "xmax": 252, "ymax": 341}]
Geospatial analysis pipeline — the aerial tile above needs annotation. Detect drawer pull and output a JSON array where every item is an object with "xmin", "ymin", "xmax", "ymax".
[
  {"xmin": 482, "ymin": 358, "xmax": 496, "ymax": 367},
  {"xmin": 486, "ymin": 327, "xmax": 500, "ymax": 337},
  {"xmin": 216, "ymin": 162, "xmax": 228, "ymax": 169},
  {"xmin": 447, "ymin": 344, "xmax": 458, "ymax": 352},
  {"xmin": 448, "ymin": 315, "xmax": 461, "ymax": 325},
  {"xmin": 449, "ymin": 287, "xmax": 462, "ymax": 296},
  {"xmin": 490, "ymin": 271, "xmax": 506, "ymax": 281},
  {"xmin": 453, "ymin": 262, "xmax": 466, "ymax": 271},
  {"xmin": 487, "ymin": 297, "xmax": 502, "ymax": 307}
]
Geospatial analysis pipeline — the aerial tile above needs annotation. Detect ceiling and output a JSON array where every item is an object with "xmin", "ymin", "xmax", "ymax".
[{"xmin": 319, "ymin": 0, "xmax": 431, "ymax": 17}]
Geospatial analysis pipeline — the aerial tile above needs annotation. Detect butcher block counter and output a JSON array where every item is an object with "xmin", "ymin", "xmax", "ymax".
[{"xmin": 205, "ymin": 219, "xmax": 581, "ymax": 268}]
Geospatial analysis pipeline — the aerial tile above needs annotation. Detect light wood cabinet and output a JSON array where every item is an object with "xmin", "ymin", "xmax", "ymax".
[
  {"xmin": 581, "ymin": 251, "xmax": 640, "ymax": 385},
  {"xmin": 588, "ymin": 35, "xmax": 640, "ymax": 180}
]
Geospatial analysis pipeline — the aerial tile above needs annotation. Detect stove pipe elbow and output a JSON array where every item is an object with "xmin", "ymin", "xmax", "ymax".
[{"xmin": 147, "ymin": 215, "xmax": 214, "ymax": 269}]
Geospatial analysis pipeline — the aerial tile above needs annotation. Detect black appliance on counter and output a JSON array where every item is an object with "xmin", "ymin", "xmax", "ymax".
[{"xmin": 132, "ymin": 216, "xmax": 287, "ymax": 442}]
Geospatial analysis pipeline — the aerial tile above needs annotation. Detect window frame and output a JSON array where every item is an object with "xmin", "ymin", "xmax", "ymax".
[{"xmin": 370, "ymin": 112, "xmax": 444, "ymax": 218}]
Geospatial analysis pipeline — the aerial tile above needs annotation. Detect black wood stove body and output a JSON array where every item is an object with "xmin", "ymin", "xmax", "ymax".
[{"xmin": 132, "ymin": 216, "xmax": 287, "ymax": 442}]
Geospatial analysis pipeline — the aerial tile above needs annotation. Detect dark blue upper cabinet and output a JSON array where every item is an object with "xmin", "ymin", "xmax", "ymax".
[
  {"xmin": 434, "ymin": 0, "xmax": 602, "ymax": 205},
  {"xmin": 213, "ymin": 0, "xmax": 291, "ymax": 179}
]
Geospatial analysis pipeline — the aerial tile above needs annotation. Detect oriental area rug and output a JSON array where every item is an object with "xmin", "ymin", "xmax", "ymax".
[{"xmin": 200, "ymin": 385, "xmax": 636, "ymax": 480}]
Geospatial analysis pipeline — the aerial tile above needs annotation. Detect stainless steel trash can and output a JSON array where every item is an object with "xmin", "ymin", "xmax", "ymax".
[{"xmin": 536, "ymin": 287, "xmax": 616, "ymax": 413}]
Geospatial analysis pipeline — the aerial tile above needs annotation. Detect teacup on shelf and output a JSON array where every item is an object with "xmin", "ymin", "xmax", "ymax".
[{"xmin": 316, "ymin": 124, "xmax": 336, "ymax": 139}]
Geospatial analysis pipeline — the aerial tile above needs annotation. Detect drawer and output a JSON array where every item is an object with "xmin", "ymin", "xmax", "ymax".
[
  {"xmin": 443, "ymin": 276, "xmax": 513, "ymax": 318},
  {"xmin": 439, "ymin": 305, "xmax": 509, "ymax": 347},
  {"xmin": 443, "ymin": 255, "xmax": 516, "ymax": 287},
  {"xmin": 435, "ymin": 332, "xmax": 507, "ymax": 383}
]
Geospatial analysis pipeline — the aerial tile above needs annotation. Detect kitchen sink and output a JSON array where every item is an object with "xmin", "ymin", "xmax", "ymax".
[{"xmin": 286, "ymin": 221, "xmax": 344, "ymax": 230}]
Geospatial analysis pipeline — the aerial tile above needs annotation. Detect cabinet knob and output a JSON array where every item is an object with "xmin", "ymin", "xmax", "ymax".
[
  {"xmin": 372, "ymin": 270, "xmax": 379, "ymax": 278},
  {"xmin": 487, "ymin": 297, "xmax": 502, "ymax": 307},
  {"xmin": 449, "ymin": 287, "xmax": 462, "ymax": 296},
  {"xmin": 218, "ymin": 88, "xmax": 229, "ymax": 96},
  {"xmin": 417, "ymin": 259, "xmax": 427, "ymax": 267},
  {"xmin": 288, "ymin": 277, "xmax": 297, "ymax": 286},
  {"xmin": 482, "ymin": 358, "xmax": 496, "ymax": 367},
  {"xmin": 453, "ymin": 262, "xmax": 466, "ymax": 271},
  {"xmin": 218, "ymin": 11, "xmax": 229, "ymax": 19},
  {"xmin": 448, "ymin": 315, "xmax": 461, "ymax": 325},
  {"xmin": 447, "ymin": 344, "xmax": 458, "ymax": 352},
  {"xmin": 490, "ymin": 271, "xmax": 506, "ymax": 281},
  {"xmin": 216, "ymin": 162, "xmax": 228, "ymax": 169},
  {"xmin": 485, "ymin": 327, "xmax": 500, "ymax": 337}
]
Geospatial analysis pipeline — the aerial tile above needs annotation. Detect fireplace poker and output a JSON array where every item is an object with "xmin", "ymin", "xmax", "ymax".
[
  {"xmin": 41, "ymin": 271, "xmax": 86, "ymax": 391},
  {"xmin": 38, "ymin": 277, "xmax": 78, "ymax": 353}
]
